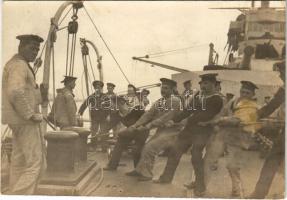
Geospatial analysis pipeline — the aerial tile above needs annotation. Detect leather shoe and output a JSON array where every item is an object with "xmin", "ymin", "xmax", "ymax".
[
  {"xmin": 153, "ymin": 178, "xmax": 171, "ymax": 184},
  {"xmin": 126, "ymin": 170, "xmax": 141, "ymax": 177},
  {"xmin": 138, "ymin": 175, "xmax": 152, "ymax": 182},
  {"xmin": 103, "ymin": 166, "xmax": 117, "ymax": 171}
]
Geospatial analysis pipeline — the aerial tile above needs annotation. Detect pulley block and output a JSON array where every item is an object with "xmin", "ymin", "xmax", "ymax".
[
  {"xmin": 68, "ymin": 20, "xmax": 78, "ymax": 34},
  {"xmin": 81, "ymin": 45, "xmax": 89, "ymax": 55}
]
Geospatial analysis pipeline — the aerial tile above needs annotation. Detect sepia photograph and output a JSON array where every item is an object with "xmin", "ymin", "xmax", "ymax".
[{"xmin": 1, "ymin": 0, "xmax": 286, "ymax": 199}]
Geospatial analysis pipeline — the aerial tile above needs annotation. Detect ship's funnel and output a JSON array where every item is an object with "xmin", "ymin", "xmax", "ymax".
[
  {"xmin": 241, "ymin": 46, "xmax": 254, "ymax": 70},
  {"xmin": 261, "ymin": 1, "xmax": 270, "ymax": 8}
]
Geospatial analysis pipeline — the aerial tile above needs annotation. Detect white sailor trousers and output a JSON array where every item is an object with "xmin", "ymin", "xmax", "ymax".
[
  {"xmin": 8, "ymin": 123, "xmax": 45, "ymax": 195},
  {"xmin": 136, "ymin": 127, "xmax": 179, "ymax": 178}
]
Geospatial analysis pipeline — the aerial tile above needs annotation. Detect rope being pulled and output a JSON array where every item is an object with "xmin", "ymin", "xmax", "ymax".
[{"xmin": 83, "ymin": 6, "xmax": 130, "ymax": 84}]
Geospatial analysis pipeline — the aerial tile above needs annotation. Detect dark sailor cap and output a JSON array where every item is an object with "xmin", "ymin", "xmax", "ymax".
[
  {"xmin": 240, "ymin": 80, "xmax": 258, "ymax": 92},
  {"xmin": 199, "ymin": 73, "xmax": 218, "ymax": 83},
  {"xmin": 16, "ymin": 34, "xmax": 44, "ymax": 43},
  {"xmin": 183, "ymin": 80, "xmax": 191, "ymax": 85},
  {"xmin": 142, "ymin": 89, "xmax": 150, "ymax": 95},
  {"xmin": 61, "ymin": 76, "xmax": 77, "ymax": 83},
  {"xmin": 107, "ymin": 82, "xmax": 116, "ymax": 88},
  {"xmin": 128, "ymin": 84, "xmax": 138, "ymax": 91},
  {"xmin": 160, "ymin": 78, "xmax": 177, "ymax": 87},
  {"xmin": 93, "ymin": 80, "xmax": 104, "ymax": 87}
]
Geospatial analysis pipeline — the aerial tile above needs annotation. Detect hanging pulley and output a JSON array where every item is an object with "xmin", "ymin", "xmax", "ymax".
[
  {"xmin": 67, "ymin": 4, "xmax": 81, "ymax": 34},
  {"xmin": 68, "ymin": 20, "xmax": 78, "ymax": 34},
  {"xmin": 80, "ymin": 38, "xmax": 103, "ymax": 82},
  {"xmin": 80, "ymin": 39, "xmax": 89, "ymax": 55},
  {"xmin": 65, "ymin": 7, "xmax": 81, "ymax": 76}
]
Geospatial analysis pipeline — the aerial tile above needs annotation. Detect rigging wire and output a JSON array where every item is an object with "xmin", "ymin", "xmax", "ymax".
[
  {"xmin": 33, "ymin": 40, "xmax": 48, "ymax": 74},
  {"xmin": 56, "ymin": 26, "xmax": 68, "ymax": 32},
  {"xmin": 83, "ymin": 6, "xmax": 130, "ymax": 84},
  {"xmin": 148, "ymin": 45, "xmax": 207, "ymax": 59},
  {"xmin": 81, "ymin": 69, "xmax": 86, "ymax": 99},
  {"xmin": 71, "ymin": 32, "xmax": 77, "ymax": 75},
  {"xmin": 147, "ymin": 43, "xmax": 209, "ymax": 57},
  {"xmin": 81, "ymin": 54, "xmax": 91, "ymax": 96},
  {"xmin": 131, "ymin": 60, "xmax": 136, "ymax": 83},
  {"xmin": 66, "ymin": 32, "xmax": 70, "ymax": 75},
  {"xmin": 68, "ymin": 33, "xmax": 77, "ymax": 76},
  {"xmin": 58, "ymin": 6, "xmax": 73, "ymax": 27},
  {"xmin": 87, "ymin": 54, "xmax": 96, "ymax": 80},
  {"xmin": 51, "ymin": 46, "xmax": 56, "ymax": 130},
  {"xmin": 85, "ymin": 61, "xmax": 93, "ymax": 92},
  {"xmin": 39, "ymin": 40, "xmax": 48, "ymax": 58}
]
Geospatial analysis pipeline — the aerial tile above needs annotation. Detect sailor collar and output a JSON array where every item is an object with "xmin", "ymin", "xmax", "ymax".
[{"xmin": 14, "ymin": 54, "xmax": 36, "ymax": 79}]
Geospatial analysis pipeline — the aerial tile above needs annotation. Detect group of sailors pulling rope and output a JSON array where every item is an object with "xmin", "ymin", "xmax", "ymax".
[
  {"xmin": 1, "ymin": 2, "xmax": 285, "ymax": 198},
  {"xmin": 2, "ymin": 32, "xmax": 285, "ymax": 198}
]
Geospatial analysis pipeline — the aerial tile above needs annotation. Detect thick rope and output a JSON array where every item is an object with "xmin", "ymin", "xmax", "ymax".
[
  {"xmin": 71, "ymin": 32, "xmax": 77, "ymax": 76},
  {"xmin": 66, "ymin": 33, "xmax": 70, "ymax": 75},
  {"xmin": 83, "ymin": 6, "xmax": 130, "ymax": 83},
  {"xmin": 69, "ymin": 33, "xmax": 76, "ymax": 76}
]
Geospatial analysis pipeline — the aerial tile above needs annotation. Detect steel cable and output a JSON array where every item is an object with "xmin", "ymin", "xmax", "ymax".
[{"xmin": 83, "ymin": 6, "xmax": 130, "ymax": 83}]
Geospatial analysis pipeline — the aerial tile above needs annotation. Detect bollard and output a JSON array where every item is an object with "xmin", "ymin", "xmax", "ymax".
[
  {"xmin": 63, "ymin": 127, "xmax": 90, "ymax": 161},
  {"xmin": 44, "ymin": 131, "xmax": 79, "ymax": 172}
]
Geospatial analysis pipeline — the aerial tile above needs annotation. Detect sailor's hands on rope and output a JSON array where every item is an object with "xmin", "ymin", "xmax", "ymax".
[
  {"xmin": 30, "ymin": 113, "xmax": 43, "ymax": 123},
  {"xmin": 260, "ymin": 119, "xmax": 285, "ymax": 129},
  {"xmin": 217, "ymin": 117, "xmax": 241, "ymax": 126},
  {"xmin": 198, "ymin": 117, "xmax": 240, "ymax": 127}
]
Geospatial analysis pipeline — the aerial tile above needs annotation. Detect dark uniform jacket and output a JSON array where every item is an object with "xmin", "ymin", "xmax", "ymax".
[
  {"xmin": 174, "ymin": 92, "xmax": 223, "ymax": 138},
  {"xmin": 101, "ymin": 91, "xmax": 116, "ymax": 113},
  {"xmin": 49, "ymin": 87, "xmax": 77, "ymax": 128},
  {"xmin": 258, "ymin": 86, "xmax": 285, "ymax": 119},
  {"xmin": 78, "ymin": 92, "xmax": 108, "ymax": 122}
]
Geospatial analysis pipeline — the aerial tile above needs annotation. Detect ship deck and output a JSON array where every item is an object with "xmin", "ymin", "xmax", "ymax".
[{"xmin": 85, "ymin": 149, "xmax": 284, "ymax": 198}]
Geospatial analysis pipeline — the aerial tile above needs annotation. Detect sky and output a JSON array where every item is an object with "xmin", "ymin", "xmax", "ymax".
[{"xmin": 2, "ymin": 1, "xmax": 285, "ymax": 103}]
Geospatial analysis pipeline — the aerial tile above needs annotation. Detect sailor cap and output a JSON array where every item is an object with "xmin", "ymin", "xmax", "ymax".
[
  {"xmin": 93, "ymin": 80, "xmax": 104, "ymax": 87},
  {"xmin": 160, "ymin": 78, "xmax": 177, "ymax": 87},
  {"xmin": 240, "ymin": 80, "xmax": 258, "ymax": 92},
  {"xmin": 16, "ymin": 34, "xmax": 44, "ymax": 43}
]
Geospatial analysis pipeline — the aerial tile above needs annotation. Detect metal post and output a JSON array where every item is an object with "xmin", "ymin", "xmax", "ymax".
[{"xmin": 208, "ymin": 43, "xmax": 214, "ymax": 65}]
